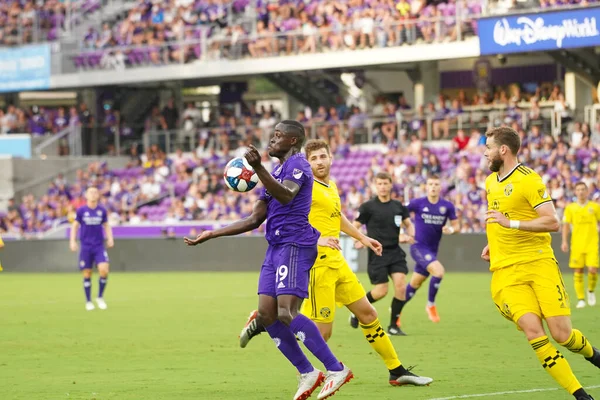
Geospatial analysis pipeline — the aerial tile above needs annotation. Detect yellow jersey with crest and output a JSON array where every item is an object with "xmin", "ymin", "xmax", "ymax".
[
  {"xmin": 563, "ymin": 201, "xmax": 600, "ymax": 253},
  {"xmin": 485, "ymin": 164, "xmax": 555, "ymax": 271},
  {"xmin": 310, "ymin": 179, "xmax": 344, "ymax": 269}
]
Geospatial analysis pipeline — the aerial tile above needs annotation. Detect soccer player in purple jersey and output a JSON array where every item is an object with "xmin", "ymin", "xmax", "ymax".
[
  {"xmin": 70, "ymin": 187, "xmax": 114, "ymax": 311},
  {"xmin": 184, "ymin": 121, "xmax": 352, "ymax": 400},
  {"xmin": 402, "ymin": 176, "xmax": 459, "ymax": 323}
]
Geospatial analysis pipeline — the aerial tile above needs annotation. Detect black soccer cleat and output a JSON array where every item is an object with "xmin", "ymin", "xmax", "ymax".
[
  {"xmin": 575, "ymin": 395, "xmax": 594, "ymax": 400},
  {"xmin": 387, "ymin": 325, "xmax": 407, "ymax": 336},
  {"xmin": 585, "ymin": 347, "xmax": 600, "ymax": 368},
  {"xmin": 349, "ymin": 314, "xmax": 359, "ymax": 329}
]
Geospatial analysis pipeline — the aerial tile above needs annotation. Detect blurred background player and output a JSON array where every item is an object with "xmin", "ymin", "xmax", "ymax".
[
  {"xmin": 482, "ymin": 127, "xmax": 600, "ymax": 400},
  {"xmin": 70, "ymin": 187, "xmax": 113, "ymax": 311},
  {"xmin": 561, "ymin": 182, "xmax": 600, "ymax": 309},
  {"xmin": 351, "ymin": 172, "xmax": 415, "ymax": 336},
  {"xmin": 0, "ymin": 233, "xmax": 4, "ymax": 271},
  {"xmin": 402, "ymin": 176, "xmax": 460, "ymax": 323},
  {"xmin": 239, "ymin": 139, "xmax": 433, "ymax": 387},
  {"xmin": 185, "ymin": 121, "xmax": 352, "ymax": 400}
]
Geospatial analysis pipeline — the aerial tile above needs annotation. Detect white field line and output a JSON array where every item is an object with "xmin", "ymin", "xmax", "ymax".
[{"xmin": 428, "ymin": 385, "xmax": 600, "ymax": 400}]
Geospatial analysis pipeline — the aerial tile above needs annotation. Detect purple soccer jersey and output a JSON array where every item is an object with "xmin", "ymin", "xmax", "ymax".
[
  {"xmin": 257, "ymin": 153, "xmax": 320, "ymax": 299},
  {"xmin": 76, "ymin": 205, "xmax": 109, "ymax": 269},
  {"xmin": 408, "ymin": 197, "xmax": 456, "ymax": 275}
]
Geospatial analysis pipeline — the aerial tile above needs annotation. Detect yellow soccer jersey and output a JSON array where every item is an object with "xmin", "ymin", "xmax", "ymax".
[
  {"xmin": 486, "ymin": 164, "xmax": 555, "ymax": 271},
  {"xmin": 310, "ymin": 179, "xmax": 344, "ymax": 268},
  {"xmin": 563, "ymin": 201, "xmax": 600, "ymax": 252}
]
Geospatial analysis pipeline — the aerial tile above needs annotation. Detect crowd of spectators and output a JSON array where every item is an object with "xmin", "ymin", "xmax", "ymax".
[
  {"xmin": 0, "ymin": 0, "xmax": 101, "ymax": 45},
  {"xmin": 75, "ymin": 0, "xmax": 484, "ymax": 68},
  {"xmin": 2, "ymin": 112, "xmax": 600, "ymax": 238}
]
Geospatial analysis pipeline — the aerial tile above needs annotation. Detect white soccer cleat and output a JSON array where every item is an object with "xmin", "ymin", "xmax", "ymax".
[
  {"xmin": 577, "ymin": 300, "xmax": 587, "ymax": 309},
  {"xmin": 390, "ymin": 372, "xmax": 434, "ymax": 386},
  {"xmin": 85, "ymin": 302, "xmax": 95, "ymax": 311},
  {"xmin": 588, "ymin": 292, "xmax": 596, "ymax": 306},
  {"xmin": 96, "ymin": 298, "xmax": 107, "ymax": 310},
  {"xmin": 293, "ymin": 369, "xmax": 325, "ymax": 400},
  {"xmin": 317, "ymin": 364, "xmax": 353, "ymax": 400}
]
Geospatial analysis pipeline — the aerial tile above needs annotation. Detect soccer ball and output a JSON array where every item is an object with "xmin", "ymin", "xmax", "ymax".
[{"xmin": 223, "ymin": 157, "xmax": 259, "ymax": 192}]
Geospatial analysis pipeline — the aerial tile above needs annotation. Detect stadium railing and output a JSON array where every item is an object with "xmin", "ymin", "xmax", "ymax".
[
  {"xmin": 140, "ymin": 104, "xmax": 563, "ymax": 155},
  {"xmin": 55, "ymin": 11, "xmax": 480, "ymax": 73}
]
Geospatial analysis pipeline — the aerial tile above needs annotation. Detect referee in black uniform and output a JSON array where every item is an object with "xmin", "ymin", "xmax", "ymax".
[{"xmin": 352, "ymin": 172, "xmax": 415, "ymax": 336}]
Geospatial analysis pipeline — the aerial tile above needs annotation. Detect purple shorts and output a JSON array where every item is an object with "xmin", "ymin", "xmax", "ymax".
[
  {"xmin": 257, "ymin": 243, "xmax": 318, "ymax": 299},
  {"xmin": 410, "ymin": 245, "xmax": 437, "ymax": 277},
  {"xmin": 79, "ymin": 246, "xmax": 109, "ymax": 270}
]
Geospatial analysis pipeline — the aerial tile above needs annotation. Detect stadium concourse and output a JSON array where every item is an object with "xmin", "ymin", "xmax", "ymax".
[{"xmin": 2, "ymin": 114, "xmax": 600, "ymax": 238}]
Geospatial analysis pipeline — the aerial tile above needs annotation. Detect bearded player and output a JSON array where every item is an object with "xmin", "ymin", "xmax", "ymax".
[
  {"xmin": 482, "ymin": 126, "xmax": 600, "ymax": 400},
  {"xmin": 238, "ymin": 139, "xmax": 433, "ymax": 387},
  {"xmin": 185, "ymin": 121, "xmax": 352, "ymax": 400}
]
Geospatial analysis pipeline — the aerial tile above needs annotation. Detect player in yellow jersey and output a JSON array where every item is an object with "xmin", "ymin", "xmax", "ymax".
[
  {"xmin": 482, "ymin": 127, "xmax": 600, "ymax": 400},
  {"xmin": 562, "ymin": 182, "xmax": 600, "ymax": 309},
  {"xmin": 0, "ymin": 234, "xmax": 4, "ymax": 271},
  {"xmin": 239, "ymin": 139, "xmax": 433, "ymax": 387}
]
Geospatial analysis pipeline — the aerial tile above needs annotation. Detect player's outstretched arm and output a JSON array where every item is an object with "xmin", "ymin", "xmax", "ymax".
[
  {"xmin": 184, "ymin": 200, "xmax": 267, "ymax": 246},
  {"xmin": 486, "ymin": 203, "xmax": 560, "ymax": 232},
  {"xmin": 244, "ymin": 145, "xmax": 300, "ymax": 205},
  {"xmin": 70, "ymin": 221, "xmax": 80, "ymax": 252},
  {"xmin": 341, "ymin": 213, "xmax": 382, "ymax": 255}
]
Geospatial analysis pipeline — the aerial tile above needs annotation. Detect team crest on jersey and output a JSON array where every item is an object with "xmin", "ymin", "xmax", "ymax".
[
  {"xmin": 320, "ymin": 307, "xmax": 331, "ymax": 318},
  {"xmin": 504, "ymin": 184, "xmax": 513, "ymax": 197},
  {"xmin": 538, "ymin": 188, "xmax": 549, "ymax": 199},
  {"xmin": 394, "ymin": 215, "xmax": 402, "ymax": 227},
  {"xmin": 97, "ymin": 210, "xmax": 102, "ymax": 216},
  {"xmin": 84, "ymin": 212, "xmax": 89, "ymax": 216},
  {"xmin": 293, "ymin": 169, "xmax": 303, "ymax": 179},
  {"xmin": 439, "ymin": 206, "xmax": 446, "ymax": 214},
  {"xmin": 423, "ymin": 207, "xmax": 429, "ymax": 212}
]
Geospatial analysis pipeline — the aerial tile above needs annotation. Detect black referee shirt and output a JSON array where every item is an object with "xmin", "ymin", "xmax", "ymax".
[{"xmin": 355, "ymin": 197, "xmax": 410, "ymax": 249}]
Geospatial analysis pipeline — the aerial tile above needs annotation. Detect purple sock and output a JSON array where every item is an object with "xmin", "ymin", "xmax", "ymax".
[
  {"xmin": 98, "ymin": 277, "xmax": 107, "ymax": 298},
  {"xmin": 405, "ymin": 283, "xmax": 417, "ymax": 303},
  {"xmin": 290, "ymin": 314, "xmax": 343, "ymax": 372},
  {"xmin": 429, "ymin": 276, "xmax": 443, "ymax": 304},
  {"xmin": 265, "ymin": 320, "xmax": 314, "ymax": 374},
  {"xmin": 83, "ymin": 278, "xmax": 91, "ymax": 302}
]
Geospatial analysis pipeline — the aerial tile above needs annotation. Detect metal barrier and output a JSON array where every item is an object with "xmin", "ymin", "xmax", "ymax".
[
  {"xmin": 33, "ymin": 126, "xmax": 83, "ymax": 157},
  {"xmin": 584, "ymin": 104, "xmax": 600, "ymax": 129}
]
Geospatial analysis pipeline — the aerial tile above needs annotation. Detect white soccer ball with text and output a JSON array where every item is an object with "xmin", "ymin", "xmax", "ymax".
[{"xmin": 223, "ymin": 157, "xmax": 259, "ymax": 192}]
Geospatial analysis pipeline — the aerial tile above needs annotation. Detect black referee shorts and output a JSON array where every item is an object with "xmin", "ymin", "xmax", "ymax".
[{"xmin": 367, "ymin": 246, "xmax": 408, "ymax": 285}]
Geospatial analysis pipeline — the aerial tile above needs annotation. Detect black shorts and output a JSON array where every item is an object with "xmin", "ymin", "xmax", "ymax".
[{"xmin": 367, "ymin": 246, "xmax": 408, "ymax": 285}]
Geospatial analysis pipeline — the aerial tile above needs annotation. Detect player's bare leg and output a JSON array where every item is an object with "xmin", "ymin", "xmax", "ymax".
[
  {"xmin": 276, "ymin": 294, "xmax": 352, "ymax": 400},
  {"xmin": 346, "ymin": 297, "xmax": 433, "ymax": 386},
  {"xmin": 588, "ymin": 267, "xmax": 598, "ymax": 306},
  {"xmin": 574, "ymin": 267, "xmax": 586, "ymax": 308},
  {"xmin": 82, "ymin": 268, "xmax": 94, "ymax": 311},
  {"xmin": 96, "ymin": 262, "xmax": 109, "ymax": 310},
  {"xmin": 425, "ymin": 262, "xmax": 445, "ymax": 323},
  {"xmin": 388, "ymin": 273, "xmax": 407, "ymax": 335},
  {"xmin": 519, "ymin": 313, "xmax": 595, "ymax": 399},
  {"xmin": 256, "ymin": 294, "xmax": 324, "ymax": 400},
  {"xmin": 351, "ymin": 282, "xmax": 388, "ymax": 329}
]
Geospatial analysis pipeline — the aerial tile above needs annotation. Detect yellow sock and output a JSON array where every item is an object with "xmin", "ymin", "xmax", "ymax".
[
  {"xmin": 589, "ymin": 273, "xmax": 598, "ymax": 293},
  {"xmin": 559, "ymin": 329, "xmax": 595, "ymax": 358},
  {"xmin": 574, "ymin": 272, "xmax": 585, "ymax": 300},
  {"xmin": 360, "ymin": 318, "xmax": 402, "ymax": 370},
  {"xmin": 530, "ymin": 336, "xmax": 582, "ymax": 394}
]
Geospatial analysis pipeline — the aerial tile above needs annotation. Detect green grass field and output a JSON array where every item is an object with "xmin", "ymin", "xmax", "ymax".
[{"xmin": 1, "ymin": 272, "xmax": 599, "ymax": 400}]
